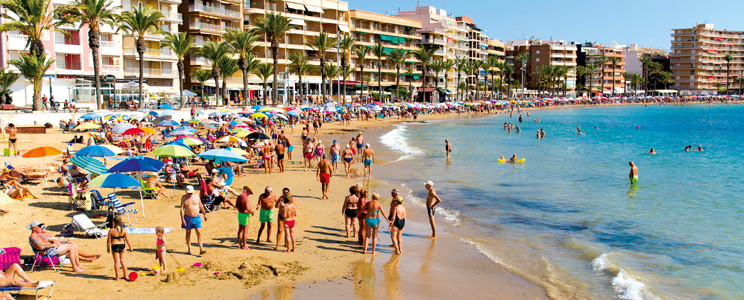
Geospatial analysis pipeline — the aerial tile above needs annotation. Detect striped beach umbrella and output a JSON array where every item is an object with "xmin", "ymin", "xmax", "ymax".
[
  {"xmin": 112, "ymin": 123, "xmax": 137, "ymax": 134},
  {"xmin": 152, "ymin": 145, "xmax": 195, "ymax": 158},
  {"xmin": 70, "ymin": 156, "xmax": 108, "ymax": 175}
]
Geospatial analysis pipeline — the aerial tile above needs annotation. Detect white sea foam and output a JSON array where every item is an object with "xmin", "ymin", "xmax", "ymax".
[
  {"xmin": 591, "ymin": 254, "xmax": 659, "ymax": 300},
  {"xmin": 399, "ymin": 183, "xmax": 460, "ymax": 225},
  {"xmin": 379, "ymin": 125, "xmax": 422, "ymax": 161},
  {"xmin": 461, "ymin": 238, "xmax": 507, "ymax": 266}
]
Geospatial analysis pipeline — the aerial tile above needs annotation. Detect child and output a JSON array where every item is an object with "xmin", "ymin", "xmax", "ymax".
[
  {"xmin": 155, "ymin": 226, "xmax": 167, "ymax": 273},
  {"xmin": 107, "ymin": 216, "xmax": 132, "ymax": 281}
]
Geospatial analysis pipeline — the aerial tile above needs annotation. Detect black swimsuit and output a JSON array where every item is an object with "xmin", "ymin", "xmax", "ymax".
[
  {"xmin": 393, "ymin": 215, "xmax": 405, "ymax": 230},
  {"xmin": 110, "ymin": 231, "xmax": 126, "ymax": 252},
  {"xmin": 345, "ymin": 208, "xmax": 358, "ymax": 218}
]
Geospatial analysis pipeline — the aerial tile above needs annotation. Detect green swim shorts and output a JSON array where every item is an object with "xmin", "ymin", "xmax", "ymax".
[
  {"xmin": 631, "ymin": 176, "xmax": 638, "ymax": 184},
  {"xmin": 259, "ymin": 208, "xmax": 274, "ymax": 223},
  {"xmin": 238, "ymin": 212, "xmax": 251, "ymax": 226}
]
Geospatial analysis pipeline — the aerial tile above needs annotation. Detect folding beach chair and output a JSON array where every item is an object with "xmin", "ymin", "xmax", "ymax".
[
  {"xmin": 71, "ymin": 214, "xmax": 108, "ymax": 239},
  {"xmin": 0, "ymin": 247, "xmax": 21, "ymax": 270},
  {"xmin": 109, "ymin": 193, "xmax": 138, "ymax": 226},
  {"xmin": 89, "ymin": 190, "xmax": 114, "ymax": 215},
  {"xmin": 0, "ymin": 281, "xmax": 56, "ymax": 300},
  {"xmin": 66, "ymin": 183, "xmax": 86, "ymax": 211},
  {"xmin": 29, "ymin": 240, "xmax": 61, "ymax": 272}
]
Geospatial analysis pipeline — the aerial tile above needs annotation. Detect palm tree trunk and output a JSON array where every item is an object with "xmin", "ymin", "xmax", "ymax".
[
  {"xmin": 241, "ymin": 67, "xmax": 248, "ymax": 106},
  {"xmin": 395, "ymin": 66, "xmax": 400, "ymax": 101},
  {"xmin": 213, "ymin": 76, "xmax": 219, "ymax": 106},
  {"xmin": 341, "ymin": 58, "xmax": 347, "ymax": 104},
  {"xmin": 408, "ymin": 75, "xmax": 412, "ymax": 101},
  {"xmin": 136, "ymin": 38, "xmax": 146, "ymax": 109},
  {"xmin": 271, "ymin": 43, "xmax": 279, "ymax": 105},
  {"xmin": 359, "ymin": 66, "xmax": 364, "ymax": 103},
  {"xmin": 200, "ymin": 82, "xmax": 204, "ymax": 104},
  {"xmin": 89, "ymin": 30, "xmax": 102, "ymax": 110},
  {"xmin": 222, "ymin": 76, "xmax": 227, "ymax": 106},
  {"xmin": 377, "ymin": 60, "xmax": 382, "ymax": 103},
  {"xmin": 420, "ymin": 66, "xmax": 427, "ymax": 102},
  {"xmin": 456, "ymin": 75, "xmax": 460, "ymax": 102},
  {"xmin": 263, "ymin": 82, "xmax": 267, "ymax": 105},
  {"xmin": 319, "ymin": 58, "xmax": 326, "ymax": 103},
  {"xmin": 298, "ymin": 72, "xmax": 303, "ymax": 104},
  {"xmin": 178, "ymin": 61, "xmax": 185, "ymax": 108},
  {"xmin": 444, "ymin": 73, "xmax": 449, "ymax": 101},
  {"xmin": 33, "ymin": 81, "xmax": 41, "ymax": 111}
]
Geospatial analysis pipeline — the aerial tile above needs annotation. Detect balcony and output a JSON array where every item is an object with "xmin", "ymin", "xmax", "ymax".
[
  {"xmin": 189, "ymin": 4, "xmax": 241, "ymax": 19},
  {"xmin": 101, "ymin": 65, "xmax": 121, "ymax": 72},
  {"xmin": 124, "ymin": 67, "xmax": 173, "ymax": 78},
  {"xmin": 56, "ymin": 61, "xmax": 82, "ymax": 71},
  {"xmin": 190, "ymin": 57, "xmax": 210, "ymax": 65},
  {"xmin": 6, "ymin": 34, "xmax": 28, "ymax": 51},
  {"xmin": 161, "ymin": 11, "xmax": 182, "ymax": 23},
  {"xmin": 434, "ymin": 49, "xmax": 446, "ymax": 56}
]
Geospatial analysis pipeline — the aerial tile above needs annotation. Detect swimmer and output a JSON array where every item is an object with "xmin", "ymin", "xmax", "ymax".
[
  {"xmin": 648, "ymin": 148, "xmax": 656, "ymax": 155},
  {"xmin": 445, "ymin": 139, "xmax": 452, "ymax": 158},
  {"xmin": 540, "ymin": 129, "xmax": 545, "ymax": 138},
  {"xmin": 509, "ymin": 154, "xmax": 518, "ymax": 163},
  {"xmin": 629, "ymin": 161, "xmax": 638, "ymax": 185},
  {"xmin": 698, "ymin": 145, "xmax": 703, "ymax": 151}
]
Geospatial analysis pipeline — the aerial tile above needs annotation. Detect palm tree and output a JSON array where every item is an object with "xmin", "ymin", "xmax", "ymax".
[
  {"xmin": 0, "ymin": 68, "xmax": 20, "ymax": 105},
  {"xmin": 340, "ymin": 65, "xmax": 352, "ymax": 102},
  {"xmin": 217, "ymin": 56, "xmax": 239, "ymax": 106},
  {"xmin": 458, "ymin": 81, "xmax": 469, "ymax": 100},
  {"xmin": 120, "ymin": 5, "xmax": 164, "ymax": 108},
  {"xmin": 429, "ymin": 60, "xmax": 445, "ymax": 89},
  {"xmin": 658, "ymin": 72, "xmax": 673, "ymax": 90},
  {"xmin": 197, "ymin": 41, "xmax": 230, "ymax": 105},
  {"xmin": 559, "ymin": 66, "xmax": 570, "ymax": 97},
  {"xmin": 58, "ymin": 0, "xmax": 118, "ymax": 110},
  {"xmin": 639, "ymin": 57, "xmax": 653, "ymax": 92},
  {"xmin": 306, "ymin": 32, "xmax": 336, "ymax": 102},
  {"xmin": 410, "ymin": 46, "xmax": 436, "ymax": 102},
  {"xmin": 9, "ymin": 52, "xmax": 54, "ymax": 110},
  {"xmin": 630, "ymin": 73, "xmax": 643, "ymax": 92},
  {"xmin": 192, "ymin": 69, "xmax": 211, "ymax": 103},
  {"xmin": 460, "ymin": 61, "xmax": 473, "ymax": 101},
  {"xmin": 575, "ymin": 66, "xmax": 589, "ymax": 94},
  {"xmin": 487, "ymin": 56, "xmax": 500, "ymax": 98},
  {"xmin": 481, "ymin": 58, "xmax": 493, "ymax": 98},
  {"xmin": 363, "ymin": 75, "xmax": 371, "ymax": 100},
  {"xmin": 724, "ymin": 54, "xmax": 733, "ymax": 92},
  {"xmin": 594, "ymin": 54, "xmax": 607, "ymax": 95},
  {"xmin": 455, "ymin": 58, "xmax": 467, "ymax": 101},
  {"xmin": 534, "ymin": 66, "xmax": 546, "ymax": 96},
  {"xmin": 470, "ymin": 60, "xmax": 485, "ymax": 100},
  {"xmin": 0, "ymin": 0, "xmax": 67, "ymax": 58},
  {"xmin": 254, "ymin": 12, "xmax": 292, "ymax": 105},
  {"xmin": 161, "ymin": 32, "xmax": 196, "ymax": 107},
  {"xmin": 338, "ymin": 34, "xmax": 355, "ymax": 103},
  {"xmin": 253, "ymin": 63, "xmax": 273, "ymax": 105},
  {"xmin": 405, "ymin": 67, "xmax": 414, "ymax": 101},
  {"xmin": 608, "ymin": 57, "xmax": 620, "ymax": 96},
  {"xmin": 647, "ymin": 62, "xmax": 663, "ymax": 90},
  {"xmin": 224, "ymin": 29, "xmax": 258, "ymax": 105},
  {"xmin": 370, "ymin": 43, "xmax": 386, "ymax": 101},
  {"xmin": 353, "ymin": 46, "xmax": 369, "ymax": 100},
  {"xmin": 516, "ymin": 53, "xmax": 530, "ymax": 97},
  {"xmin": 322, "ymin": 63, "xmax": 340, "ymax": 97},
  {"xmin": 585, "ymin": 64, "xmax": 597, "ymax": 96},
  {"xmin": 442, "ymin": 59, "xmax": 455, "ymax": 100},
  {"xmin": 622, "ymin": 72, "xmax": 631, "ymax": 96},
  {"xmin": 386, "ymin": 48, "xmax": 408, "ymax": 101},
  {"xmin": 288, "ymin": 51, "xmax": 309, "ymax": 105},
  {"xmin": 501, "ymin": 64, "xmax": 514, "ymax": 98}
]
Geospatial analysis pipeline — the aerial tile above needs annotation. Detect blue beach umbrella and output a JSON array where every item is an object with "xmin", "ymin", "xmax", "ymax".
[
  {"xmin": 80, "ymin": 112, "xmax": 103, "ymax": 120},
  {"xmin": 108, "ymin": 156, "xmax": 165, "ymax": 173},
  {"xmin": 158, "ymin": 104, "xmax": 174, "ymax": 109},
  {"xmin": 77, "ymin": 145, "xmax": 116, "ymax": 157},
  {"xmin": 251, "ymin": 105, "xmax": 263, "ymax": 110},
  {"xmin": 148, "ymin": 111, "xmax": 160, "ymax": 116},
  {"xmin": 173, "ymin": 126, "xmax": 197, "ymax": 132},
  {"xmin": 287, "ymin": 111, "xmax": 300, "ymax": 117},
  {"xmin": 88, "ymin": 173, "xmax": 139, "ymax": 189},
  {"xmin": 70, "ymin": 156, "xmax": 108, "ymax": 175},
  {"xmin": 158, "ymin": 120, "xmax": 180, "ymax": 127},
  {"xmin": 198, "ymin": 149, "xmax": 248, "ymax": 164}
]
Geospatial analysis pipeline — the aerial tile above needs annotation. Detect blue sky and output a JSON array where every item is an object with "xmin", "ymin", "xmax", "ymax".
[{"xmin": 350, "ymin": 0, "xmax": 744, "ymax": 50}]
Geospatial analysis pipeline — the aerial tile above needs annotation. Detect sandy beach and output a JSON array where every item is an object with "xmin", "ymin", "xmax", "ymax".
[{"xmin": 0, "ymin": 110, "xmax": 551, "ymax": 300}]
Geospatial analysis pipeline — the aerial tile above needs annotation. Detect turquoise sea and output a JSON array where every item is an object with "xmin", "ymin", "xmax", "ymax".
[{"xmin": 375, "ymin": 104, "xmax": 744, "ymax": 300}]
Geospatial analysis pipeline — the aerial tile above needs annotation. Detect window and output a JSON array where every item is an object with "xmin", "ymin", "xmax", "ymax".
[
  {"xmin": 536, "ymin": 58, "xmax": 540, "ymax": 62},
  {"xmin": 536, "ymin": 50, "xmax": 540, "ymax": 55}
]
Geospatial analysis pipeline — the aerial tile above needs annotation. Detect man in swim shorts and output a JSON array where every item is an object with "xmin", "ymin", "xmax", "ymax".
[
  {"xmin": 236, "ymin": 186, "xmax": 255, "ymax": 250},
  {"xmin": 425, "ymin": 181, "xmax": 442, "ymax": 239},
  {"xmin": 445, "ymin": 139, "xmax": 452, "ymax": 159},
  {"xmin": 363, "ymin": 143, "xmax": 375, "ymax": 178},
  {"xmin": 329, "ymin": 140, "xmax": 340, "ymax": 172},
  {"xmin": 317, "ymin": 154, "xmax": 332, "ymax": 199},
  {"xmin": 629, "ymin": 161, "xmax": 638, "ymax": 185},
  {"xmin": 255, "ymin": 187, "xmax": 276, "ymax": 244},
  {"xmin": 356, "ymin": 132, "xmax": 364, "ymax": 162},
  {"xmin": 275, "ymin": 141, "xmax": 285, "ymax": 173},
  {"xmin": 180, "ymin": 185, "xmax": 207, "ymax": 255}
]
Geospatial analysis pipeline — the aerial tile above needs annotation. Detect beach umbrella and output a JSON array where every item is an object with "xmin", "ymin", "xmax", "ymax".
[
  {"xmin": 160, "ymin": 110, "xmax": 176, "ymax": 116},
  {"xmin": 244, "ymin": 132, "xmax": 270, "ymax": 140},
  {"xmin": 228, "ymin": 120, "xmax": 244, "ymax": 126},
  {"xmin": 80, "ymin": 112, "xmax": 103, "ymax": 120},
  {"xmin": 234, "ymin": 130, "xmax": 252, "ymax": 138},
  {"xmin": 173, "ymin": 126, "xmax": 197, "ymax": 132},
  {"xmin": 230, "ymin": 127, "xmax": 245, "ymax": 134},
  {"xmin": 112, "ymin": 123, "xmax": 137, "ymax": 134},
  {"xmin": 108, "ymin": 156, "xmax": 165, "ymax": 173},
  {"xmin": 70, "ymin": 156, "xmax": 108, "ymax": 175},
  {"xmin": 287, "ymin": 111, "xmax": 300, "ymax": 117},
  {"xmin": 139, "ymin": 127, "xmax": 157, "ymax": 134},
  {"xmin": 158, "ymin": 104, "xmax": 173, "ymax": 109},
  {"xmin": 225, "ymin": 147, "xmax": 249, "ymax": 156},
  {"xmin": 250, "ymin": 112, "xmax": 268, "ymax": 118},
  {"xmin": 22, "ymin": 146, "xmax": 63, "ymax": 185},
  {"xmin": 88, "ymin": 173, "xmax": 139, "ymax": 188},
  {"xmin": 258, "ymin": 107, "xmax": 272, "ymax": 112},
  {"xmin": 152, "ymin": 144, "xmax": 195, "ymax": 158},
  {"xmin": 74, "ymin": 123, "xmax": 100, "ymax": 131},
  {"xmin": 198, "ymin": 149, "xmax": 247, "ymax": 163},
  {"xmin": 176, "ymin": 137, "xmax": 203, "ymax": 146},
  {"xmin": 158, "ymin": 120, "xmax": 180, "ymax": 127},
  {"xmin": 216, "ymin": 136, "xmax": 245, "ymax": 144},
  {"xmin": 122, "ymin": 128, "xmax": 145, "ymax": 135},
  {"xmin": 99, "ymin": 145, "xmax": 123, "ymax": 155},
  {"xmin": 186, "ymin": 119, "xmax": 202, "ymax": 124},
  {"xmin": 168, "ymin": 130, "xmax": 192, "ymax": 137},
  {"xmin": 251, "ymin": 105, "xmax": 263, "ymax": 110},
  {"xmin": 102, "ymin": 115, "xmax": 122, "ymax": 123},
  {"xmin": 76, "ymin": 145, "xmax": 116, "ymax": 157},
  {"xmin": 152, "ymin": 115, "xmax": 172, "ymax": 124},
  {"xmin": 274, "ymin": 114, "xmax": 288, "ymax": 121},
  {"xmin": 147, "ymin": 111, "xmax": 159, "ymax": 116}
]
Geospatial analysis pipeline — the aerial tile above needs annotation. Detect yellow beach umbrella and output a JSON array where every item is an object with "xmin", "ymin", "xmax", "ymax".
[
  {"xmin": 100, "ymin": 145, "xmax": 123, "ymax": 155},
  {"xmin": 74, "ymin": 123, "xmax": 100, "ymax": 131},
  {"xmin": 234, "ymin": 130, "xmax": 250, "ymax": 138},
  {"xmin": 139, "ymin": 127, "xmax": 157, "ymax": 134},
  {"xmin": 178, "ymin": 137, "xmax": 203, "ymax": 146},
  {"xmin": 216, "ymin": 136, "xmax": 245, "ymax": 144},
  {"xmin": 250, "ymin": 112, "xmax": 267, "ymax": 118},
  {"xmin": 226, "ymin": 147, "xmax": 249, "ymax": 155}
]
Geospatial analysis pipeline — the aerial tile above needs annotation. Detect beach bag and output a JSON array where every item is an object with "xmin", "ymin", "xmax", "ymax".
[{"xmin": 60, "ymin": 223, "xmax": 74, "ymax": 237}]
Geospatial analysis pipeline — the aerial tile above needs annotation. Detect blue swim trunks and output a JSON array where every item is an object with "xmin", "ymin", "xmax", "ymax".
[
  {"xmin": 364, "ymin": 158, "xmax": 373, "ymax": 166},
  {"xmin": 288, "ymin": 145, "xmax": 293, "ymax": 152},
  {"xmin": 331, "ymin": 154, "xmax": 339, "ymax": 163},
  {"xmin": 182, "ymin": 215, "xmax": 202, "ymax": 230}
]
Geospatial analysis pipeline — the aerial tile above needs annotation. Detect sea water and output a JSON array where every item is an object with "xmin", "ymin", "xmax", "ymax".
[{"xmin": 375, "ymin": 104, "xmax": 744, "ymax": 300}]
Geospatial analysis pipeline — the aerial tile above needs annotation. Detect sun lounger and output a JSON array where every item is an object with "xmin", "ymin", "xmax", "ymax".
[
  {"xmin": 71, "ymin": 214, "xmax": 108, "ymax": 239},
  {"xmin": 0, "ymin": 247, "xmax": 21, "ymax": 270},
  {"xmin": 0, "ymin": 281, "xmax": 56, "ymax": 300}
]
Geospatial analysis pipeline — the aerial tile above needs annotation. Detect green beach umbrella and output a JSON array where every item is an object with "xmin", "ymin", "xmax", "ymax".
[{"xmin": 151, "ymin": 145, "xmax": 195, "ymax": 158}]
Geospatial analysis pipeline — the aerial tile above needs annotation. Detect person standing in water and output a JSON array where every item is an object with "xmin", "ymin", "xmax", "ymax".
[
  {"xmin": 445, "ymin": 139, "xmax": 452, "ymax": 159},
  {"xmin": 629, "ymin": 161, "xmax": 639, "ymax": 185},
  {"xmin": 425, "ymin": 181, "xmax": 442, "ymax": 239}
]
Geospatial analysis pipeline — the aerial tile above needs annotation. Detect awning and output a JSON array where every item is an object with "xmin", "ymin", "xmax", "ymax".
[
  {"xmin": 413, "ymin": 75, "xmax": 420, "ymax": 80},
  {"xmin": 290, "ymin": 19, "xmax": 306, "ymax": 26},
  {"xmin": 339, "ymin": 25, "xmax": 349, "ymax": 33},
  {"xmin": 305, "ymin": 5, "xmax": 324, "ymax": 13},
  {"xmin": 416, "ymin": 88, "xmax": 437, "ymax": 92},
  {"xmin": 286, "ymin": 3, "xmax": 305, "ymax": 10}
]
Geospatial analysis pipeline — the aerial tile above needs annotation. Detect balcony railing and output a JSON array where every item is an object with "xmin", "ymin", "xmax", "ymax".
[
  {"xmin": 101, "ymin": 65, "xmax": 120, "ymax": 72},
  {"xmin": 54, "ymin": 35, "xmax": 81, "ymax": 45},
  {"xmin": 124, "ymin": 67, "xmax": 173, "ymax": 77},
  {"xmin": 434, "ymin": 50, "xmax": 446, "ymax": 56},
  {"xmin": 190, "ymin": 23, "xmax": 221, "ymax": 32},
  {"xmin": 189, "ymin": 4, "xmax": 240, "ymax": 18},
  {"xmin": 191, "ymin": 57, "xmax": 210, "ymax": 65},
  {"xmin": 100, "ymin": 41, "xmax": 117, "ymax": 48},
  {"xmin": 56, "ymin": 61, "xmax": 82, "ymax": 70}
]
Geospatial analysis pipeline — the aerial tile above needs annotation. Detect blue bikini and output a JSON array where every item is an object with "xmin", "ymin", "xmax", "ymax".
[{"xmin": 365, "ymin": 210, "xmax": 380, "ymax": 227}]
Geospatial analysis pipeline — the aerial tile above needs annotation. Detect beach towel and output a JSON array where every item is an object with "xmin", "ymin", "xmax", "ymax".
[{"xmin": 109, "ymin": 227, "xmax": 174, "ymax": 235}]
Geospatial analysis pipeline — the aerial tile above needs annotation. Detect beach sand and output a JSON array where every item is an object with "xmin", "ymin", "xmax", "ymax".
[{"xmin": 0, "ymin": 111, "xmax": 548, "ymax": 299}]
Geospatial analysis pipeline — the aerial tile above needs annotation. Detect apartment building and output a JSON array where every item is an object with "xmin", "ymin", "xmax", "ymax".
[
  {"xmin": 241, "ymin": 0, "xmax": 350, "ymax": 103},
  {"xmin": 397, "ymin": 6, "xmax": 470, "ymax": 92},
  {"xmin": 348, "ymin": 10, "xmax": 422, "ymax": 92},
  {"xmin": 1, "ymin": 0, "xmax": 124, "ymax": 108},
  {"xmin": 670, "ymin": 23, "xmax": 743, "ymax": 95},
  {"xmin": 121, "ymin": 0, "xmax": 182, "ymax": 100},
  {"xmin": 622, "ymin": 44, "xmax": 669, "ymax": 75},
  {"xmin": 487, "ymin": 39, "xmax": 505, "ymax": 60},
  {"xmin": 180, "ymin": 0, "xmax": 242, "ymax": 98},
  {"xmin": 506, "ymin": 39, "xmax": 577, "ymax": 95},
  {"xmin": 576, "ymin": 42, "xmax": 626, "ymax": 94}
]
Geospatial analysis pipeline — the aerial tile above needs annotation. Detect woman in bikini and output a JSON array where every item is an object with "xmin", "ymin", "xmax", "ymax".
[
  {"xmin": 281, "ymin": 195, "xmax": 297, "ymax": 253},
  {"xmin": 314, "ymin": 140, "xmax": 325, "ymax": 165},
  {"xmin": 361, "ymin": 193, "xmax": 388, "ymax": 254},
  {"xmin": 106, "ymin": 216, "xmax": 132, "ymax": 281},
  {"xmin": 341, "ymin": 186, "xmax": 358, "ymax": 238},
  {"xmin": 274, "ymin": 188, "xmax": 291, "ymax": 250},
  {"xmin": 342, "ymin": 145, "xmax": 354, "ymax": 178}
]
